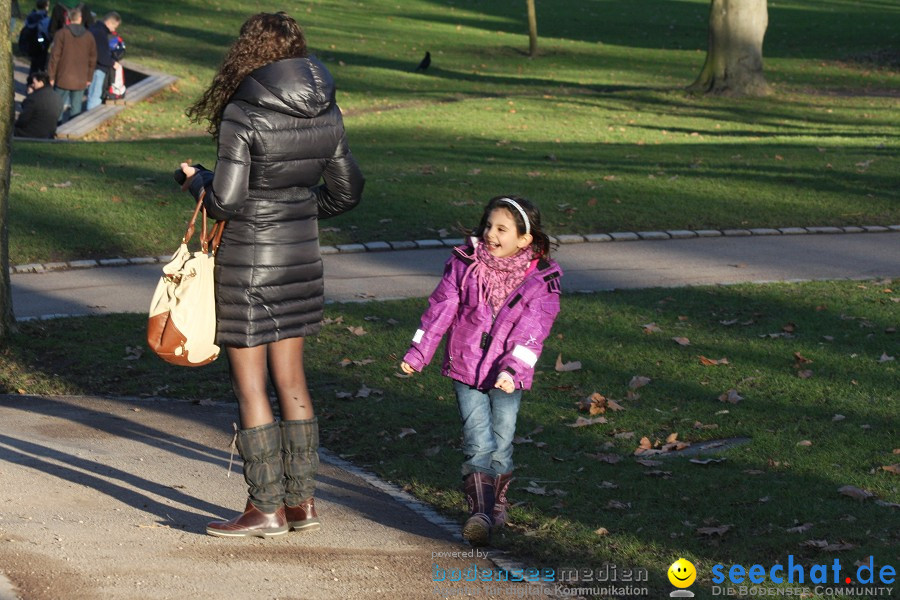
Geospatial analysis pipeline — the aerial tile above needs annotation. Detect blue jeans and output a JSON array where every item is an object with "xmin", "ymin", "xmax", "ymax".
[
  {"xmin": 55, "ymin": 87, "xmax": 85, "ymax": 120},
  {"xmin": 86, "ymin": 68, "xmax": 107, "ymax": 111},
  {"xmin": 453, "ymin": 380, "xmax": 522, "ymax": 478}
]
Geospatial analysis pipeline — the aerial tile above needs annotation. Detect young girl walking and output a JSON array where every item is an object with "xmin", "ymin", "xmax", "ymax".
[{"xmin": 400, "ymin": 196, "xmax": 562, "ymax": 546}]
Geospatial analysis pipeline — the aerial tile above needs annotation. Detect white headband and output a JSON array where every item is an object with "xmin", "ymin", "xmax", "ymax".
[{"xmin": 498, "ymin": 198, "xmax": 530, "ymax": 236}]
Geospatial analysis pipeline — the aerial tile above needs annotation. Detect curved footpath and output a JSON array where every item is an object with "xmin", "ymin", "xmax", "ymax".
[
  {"xmin": 11, "ymin": 228, "xmax": 900, "ymax": 320},
  {"xmin": 1, "ymin": 230, "xmax": 899, "ymax": 600}
]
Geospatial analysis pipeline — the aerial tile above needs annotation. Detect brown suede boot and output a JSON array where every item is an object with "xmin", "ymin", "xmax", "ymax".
[
  {"xmin": 207, "ymin": 422, "xmax": 288, "ymax": 538},
  {"xmin": 462, "ymin": 472, "xmax": 495, "ymax": 546},
  {"xmin": 493, "ymin": 473, "xmax": 514, "ymax": 528},
  {"xmin": 281, "ymin": 418, "xmax": 321, "ymax": 532}
]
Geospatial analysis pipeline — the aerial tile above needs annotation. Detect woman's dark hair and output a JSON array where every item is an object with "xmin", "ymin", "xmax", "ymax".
[
  {"xmin": 472, "ymin": 195, "xmax": 553, "ymax": 259},
  {"xmin": 186, "ymin": 12, "xmax": 308, "ymax": 138}
]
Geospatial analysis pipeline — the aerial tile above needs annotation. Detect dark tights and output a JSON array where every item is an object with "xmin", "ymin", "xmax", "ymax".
[{"xmin": 226, "ymin": 337, "xmax": 313, "ymax": 428}]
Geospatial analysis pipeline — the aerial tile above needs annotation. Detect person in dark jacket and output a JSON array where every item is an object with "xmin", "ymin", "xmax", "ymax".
[
  {"xmin": 401, "ymin": 196, "xmax": 562, "ymax": 546},
  {"xmin": 19, "ymin": 0, "xmax": 51, "ymax": 75},
  {"xmin": 179, "ymin": 12, "xmax": 364, "ymax": 539},
  {"xmin": 47, "ymin": 4, "xmax": 95, "ymax": 120},
  {"xmin": 85, "ymin": 10, "xmax": 120, "ymax": 110},
  {"xmin": 15, "ymin": 71, "xmax": 63, "ymax": 138}
]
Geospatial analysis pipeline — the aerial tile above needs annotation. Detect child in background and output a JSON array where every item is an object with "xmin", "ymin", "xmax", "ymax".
[{"xmin": 400, "ymin": 196, "xmax": 562, "ymax": 546}]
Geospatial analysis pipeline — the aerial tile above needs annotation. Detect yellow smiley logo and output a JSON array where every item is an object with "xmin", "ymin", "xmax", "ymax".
[{"xmin": 668, "ymin": 558, "xmax": 697, "ymax": 588}]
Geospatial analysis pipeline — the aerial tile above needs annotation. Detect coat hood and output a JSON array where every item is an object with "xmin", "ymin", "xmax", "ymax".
[
  {"xmin": 231, "ymin": 56, "xmax": 335, "ymax": 119},
  {"xmin": 66, "ymin": 23, "xmax": 87, "ymax": 37}
]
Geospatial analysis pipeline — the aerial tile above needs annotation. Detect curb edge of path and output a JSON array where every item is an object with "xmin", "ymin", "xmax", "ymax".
[{"xmin": 12, "ymin": 225, "xmax": 900, "ymax": 275}]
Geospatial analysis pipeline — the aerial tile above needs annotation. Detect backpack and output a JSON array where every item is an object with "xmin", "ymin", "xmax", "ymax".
[{"xmin": 109, "ymin": 31, "xmax": 126, "ymax": 61}]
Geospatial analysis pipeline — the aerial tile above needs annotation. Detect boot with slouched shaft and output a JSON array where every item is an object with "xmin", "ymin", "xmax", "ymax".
[
  {"xmin": 462, "ymin": 472, "xmax": 495, "ymax": 546},
  {"xmin": 281, "ymin": 418, "xmax": 321, "ymax": 532},
  {"xmin": 207, "ymin": 421, "xmax": 288, "ymax": 538},
  {"xmin": 492, "ymin": 473, "xmax": 514, "ymax": 528}
]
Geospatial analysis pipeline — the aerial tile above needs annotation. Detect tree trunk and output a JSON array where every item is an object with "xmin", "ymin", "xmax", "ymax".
[
  {"xmin": 688, "ymin": 0, "xmax": 771, "ymax": 96},
  {"xmin": 526, "ymin": 0, "xmax": 538, "ymax": 57},
  {"xmin": 0, "ymin": 0, "xmax": 17, "ymax": 340}
]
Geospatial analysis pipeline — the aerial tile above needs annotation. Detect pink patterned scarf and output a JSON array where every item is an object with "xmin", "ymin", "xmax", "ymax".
[{"xmin": 466, "ymin": 242, "xmax": 534, "ymax": 315}]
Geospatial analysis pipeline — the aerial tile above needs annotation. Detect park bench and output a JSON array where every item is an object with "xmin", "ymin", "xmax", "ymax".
[{"xmin": 14, "ymin": 58, "xmax": 177, "ymax": 141}]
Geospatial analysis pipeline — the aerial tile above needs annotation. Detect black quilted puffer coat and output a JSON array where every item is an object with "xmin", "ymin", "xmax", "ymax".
[{"xmin": 189, "ymin": 56, "xmax": 364, "ymax": 348}]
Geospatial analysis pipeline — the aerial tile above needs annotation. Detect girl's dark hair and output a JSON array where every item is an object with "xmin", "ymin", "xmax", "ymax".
[
  {"xmin": 186, "ymin": 12, "xmax": 308, "ymax": 138},
  {"xmin": 472, "ymin": 195, "xmax": 553, "ymax": 259}
]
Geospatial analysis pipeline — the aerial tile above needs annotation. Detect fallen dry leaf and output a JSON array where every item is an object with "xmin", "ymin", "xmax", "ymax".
[
  {"xmin": 347, "ymin": 326, "xmax": 367, "ymax": 336},
  {"xmin": 666, "ymin": 432, "xmax": 678, "ymax": 444},
  {"xmin": 690, "ymin": 458, "xmax": 725, "ymax": 465},
  {"xmin": 594, "ymin": 527, "xmax": 609, "ymax": 536},
  {"xmin": 786, "ymin": 523, "xmax": 814, "ymax": 533},
  {"xmin": 628, "ymin": 375, "xmax": 651, "ymax": 389},
  {"xmin": 797, "ymin": 370, "xmax": 814, "ymax": 379},
  {"xmin": 512, "ymin": 436, "xmax": 533, "ymax": 445},
  {"xmin": 838, "ymin": 485, "xmax": 874, "ymax": 501},
  {"xmin": 783, "ymin": 322, "xmax": 797, "ymax": 333},
  {"xmin": 699, "ymin": 356, "xmax": 729, "ymax": 366},
  {"xmin": 586, "ymin": 453, "xmax": 622, "ymax": 464},
  {"xmin": 607, "ymin": 399, "xmax": 625, "ymax": 411},
  {"xmin": 123, "ymin": 346, "xmax": 143, "ymax": 361},
  {"xmin": 874, "ymin": 499, "xmax": 900, "ymax": 508},
  {"xmin": 606, "ymin": 500, "xmax": 630, "ymax": 510},
  {"xmin": 555, "ymin": 353, "xmax": 582, "ymax": 372},
  {"xmin": 398, "ymin": 428, "xmax": 417, "ymax": 439},
  {"xmin": 697, "ymin": 525, "xmax": 731, "ymax": 536},
  {"xmin": 672, "ymin": 337, "xmax": 691, "ymax": 346},
  {"xmin": 642, "ymin": 322, "xmax": 662, "ymax": 334},
  {"xmin": 577, "ymin": 392, "xmax": 608, "ymax": 415},
  {"xmin": 719, "ymin": 389, "xmax": 744, "ymax": 404},
  {"xmin": 524, "ymin": 486, "xmax": 549, "ymax": 496},
  {"xmin": 878, "ymin": 353, "xmax": 895, "ymax": 363},
  {"xmin": 644, "ymin": 470, "xmax": 672, "ymax": 478},
  {"xmin": 797, "ymin": 440, "xmax": 813, "ymax": 447},
  {"xmin": 832, "ymin": 414, "xmax": 846, "ymax": 422},
  {"xmin": 614, "ymin": 431, "xmax": 635, "ymax": 439},
  {"xmin": 793, "ymin": 351, "xmax": 812, "ymax": 364},
  {"xmin": 566, "ymin": 416, "xmax": 607, "ymax": 428},
  {"xmin": 881, "ymin": 464, "xmax": 900, "ymax": 475},
  {"xmin": 635, "ymin": 459, "xmax": 663, "ymax": 467}
]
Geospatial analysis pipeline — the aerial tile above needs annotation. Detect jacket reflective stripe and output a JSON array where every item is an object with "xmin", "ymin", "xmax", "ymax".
[
  {"xmin": 512, "ymin": 345, "xmax": 538, "ymax": 367},
  {"xmin": 412, "ymin": 329, "xmax": 425, "ymax": 344}
]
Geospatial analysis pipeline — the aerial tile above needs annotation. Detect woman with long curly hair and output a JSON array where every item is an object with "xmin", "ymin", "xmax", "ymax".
[{"xmin": 179, "ymin": 11, "xmax": 364, "ymax": 538}]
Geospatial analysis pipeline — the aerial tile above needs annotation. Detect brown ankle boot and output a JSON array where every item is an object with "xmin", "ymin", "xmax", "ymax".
[
  {"xmin": 284, "ymin": 497, "xmax": 321, "ymax": 531},
  {"xmin": 207, "ymin": 501, "xmax": 288, "ymax": 538},
  {"xmin": 462, "ymin": 472, "xmax": 495, "ymax": 546},
  {"xmin": 493, "ymin": 473, "xmax": 514, "ymax": 528}
]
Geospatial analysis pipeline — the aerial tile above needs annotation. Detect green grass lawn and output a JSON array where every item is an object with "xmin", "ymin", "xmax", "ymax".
[
  {"xmin": 9, "ymin": 0, "xmax": 900, "ymax": 263},
  {"xmin": 1, "ymin": 280, "xmax": 897, "ymax": 598}
]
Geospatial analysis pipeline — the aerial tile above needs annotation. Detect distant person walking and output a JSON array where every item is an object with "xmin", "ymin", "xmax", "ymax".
[
  {"xmin": 15, "ymin": 71, "xmax": 64, "ymax": 138},
  {"xmin": 47, "ymin": 4, "xmax": 96, "ymax": 121},
  {"xmin": 179, "ymin": 11, "xmax": 364, "ymax": 538},
  {"xmin": 86, "ymin": 10, "xmax": 121, "ymax": 110}
]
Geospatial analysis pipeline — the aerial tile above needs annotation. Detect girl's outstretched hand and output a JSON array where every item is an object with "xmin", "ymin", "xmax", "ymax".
[
  {"xmin": 400, "ymin": 361, "xmax": 415, "ymax": 375},
  {"xmin": 494, "ymin": 377, "xmax": 515, "ymax": 394}
]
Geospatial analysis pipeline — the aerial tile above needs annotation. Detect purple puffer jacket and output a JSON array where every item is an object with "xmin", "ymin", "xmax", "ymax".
[{"xmin": 403, "ymin": 241, "xmax": 562, "ymax": 390}]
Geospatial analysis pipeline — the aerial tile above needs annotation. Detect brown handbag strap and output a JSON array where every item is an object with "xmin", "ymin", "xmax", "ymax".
[{"xmin": 183, "ymin": 188, "xmax": 225, "ymax": 255}]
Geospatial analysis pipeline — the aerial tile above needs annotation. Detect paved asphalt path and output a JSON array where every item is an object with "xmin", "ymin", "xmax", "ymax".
[{"xmin": 11, "ymin": 232, "xmax": 900, "ymax": 320}]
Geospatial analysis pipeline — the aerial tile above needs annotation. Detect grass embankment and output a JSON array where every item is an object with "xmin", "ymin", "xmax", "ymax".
[
  {"xmin": 2, "ymin": 280, "xmax": 897, "ymax": 597},
  {"xmin": 9, "ymin": 0, "xmax": 900, "ymax": 263}
]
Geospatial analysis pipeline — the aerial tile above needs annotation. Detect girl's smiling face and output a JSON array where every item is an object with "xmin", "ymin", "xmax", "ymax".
[{"xmin": 483, "ymin": 208, "xmax": 533, "ymax": 258}]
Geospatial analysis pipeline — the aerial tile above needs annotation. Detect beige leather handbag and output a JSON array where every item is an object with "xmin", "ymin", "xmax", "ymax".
[{"xmin": 147, "ymin": 192, "xmax": 224, "ymax": 367}]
